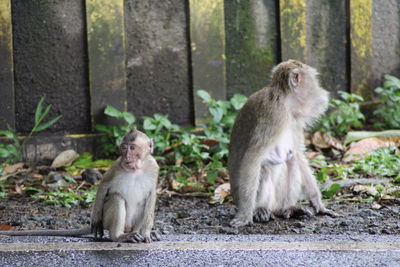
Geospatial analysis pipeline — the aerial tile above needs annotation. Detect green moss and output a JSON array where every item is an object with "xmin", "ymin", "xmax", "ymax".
[
  {"xmin": 350, "ymin": 0, "xmax": 373, "ymax": 99},
  {"xmin": 226, "ymin": 0, "xmax": 276, "ymax": 95},
  {"xmin": 280, "ymin": 0, "xmax": 307, "ymax": 60}
]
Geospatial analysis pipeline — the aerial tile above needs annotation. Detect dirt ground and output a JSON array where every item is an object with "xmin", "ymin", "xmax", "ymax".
[{"xmin": 1, "ymin": 194, "xmax": 399, "ymax": 236}]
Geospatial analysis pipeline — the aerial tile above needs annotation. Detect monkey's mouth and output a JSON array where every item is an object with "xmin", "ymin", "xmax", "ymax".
[{"xmin": 123, "ymin": 160, "xmax": 141, "ymax": 171}]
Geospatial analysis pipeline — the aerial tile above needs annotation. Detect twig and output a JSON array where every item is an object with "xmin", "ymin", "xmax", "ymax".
[{"xmin": 320, "ymin": 178, "xmax": 392, "ymax": 190}]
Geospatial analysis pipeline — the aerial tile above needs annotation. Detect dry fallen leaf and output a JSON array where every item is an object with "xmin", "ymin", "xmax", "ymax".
[
  {"xmin": 306, "ymin": 151, "xmax": 320, "ymax": 160},
  {"xmin": 201, "ymin": 138, "xmax": 219, "ymax": 148},
  {"xmin": 4, "ymin": 163, "xmax": 24, "ymax": 175},
  {"xmin": 210, "ymin": 183, "xmax": 231, "ymax": 204},
  {"xmin": 170, "ymin": 179, "xmax": 183, "ymax": 191},
  {"xmin": 0, "ymin": 224, "xmax": 16, "ymax": 231},
  {"xmin": 312, "ymin": 132, "xmax": 346, "ymax": 151},
  {"xmin": 343, "ymin": 137, "xmax": 395, "ymax": 162},
  {"xmin": 15, "ymin": 184, "xmax": 23, "ymax": 194},
  {"xmin": 51, "ymin": 149, "xmax": 79, "ymax": 168},
  {"xmin": 353, "ymin": 184, "xmax": 378, "ymax": 196},
  {"xmin": 304, "ymin": 132, "xmax": 313, "ymax": 146},
  {"xmin": 182, "ymin": 183, "xmax": 205, "ymax": 193}
]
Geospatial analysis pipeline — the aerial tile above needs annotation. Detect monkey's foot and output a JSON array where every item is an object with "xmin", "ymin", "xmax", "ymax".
[
  {"xmin": 317, "ymin": 207, "xmax": 339, "ymax": 217},
  {"xmin": 117, "ymin": 232, "xmax": 145, "ymax": 243},
  {"xmin": 253, "ymin": 208, "xmax": 274, "ymax": 222},
  {"xmin": 91, "ymin": 221, "xmax": 104, "ymax": 239},
  {"xmin": 143, "ymin": 231, "xmax": 161, "ymax": 243},
  {"xmin": 230, "ymin": 214, "xmax": 252, "ymax": 227},
  {"xmin": 281, "ymin": 206, "xmax": 313, "ymax": 219},
  {"xmin": 150, "ymin": 231, "xmax": 161, "ymax": 241}
]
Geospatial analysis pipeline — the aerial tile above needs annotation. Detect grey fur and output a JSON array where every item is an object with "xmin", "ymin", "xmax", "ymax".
[{"xmin": 228, "ymin": 60, "xmax": 337, "ymax": 227}]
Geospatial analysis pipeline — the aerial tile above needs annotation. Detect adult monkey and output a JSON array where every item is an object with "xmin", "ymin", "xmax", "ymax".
[
  {"xmin": 0, "ymin": 127, "xmax": 160, "ymax": 243},
  {"xmin": 228, "ymin": 59, "xmax": 338, "ymax": 227}
]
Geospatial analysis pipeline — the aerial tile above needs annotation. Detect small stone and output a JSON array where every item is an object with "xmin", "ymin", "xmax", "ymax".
[
  {"xmin": 293, "ymin": 222, "xmax": 305, "ymax": 228},
  {"xmin": 46, "ymin": 172, "xmax": 63, "ymax": 183},
  {"xmin": 51, "ymin": 149, "xmax": 79, "ymax": 168},
  {"xmin": 371, "ymin": 202, "xmax": 382, "ymax": 210},
  {"xmin": 291, "ymin": 228, "xmax": 300, "ymax": 234},
  {"xmin": 47, "ymin": 178, "xmax": 69, "ymax": 188},
  {"xmin": 218, "ymin": 227, "xmax": 239, "ymax": 235},
  {"xmin": 82, "ymin": 168, "xmax": 103, "ymax": 185}
]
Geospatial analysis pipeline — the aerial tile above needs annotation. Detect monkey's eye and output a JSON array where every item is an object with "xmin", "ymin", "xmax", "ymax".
[
  {"xmin": 121, "ymin": 144, "xmax": 128, "ymax": 150},
  {"xmin": 129, "ymin": 145, "xmax": 136, "ymax": 150}
]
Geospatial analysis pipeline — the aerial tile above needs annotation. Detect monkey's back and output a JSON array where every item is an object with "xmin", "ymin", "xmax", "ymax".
[{"xmin": 228, "ymin": 87, "xmax": 288, "ymax": 198}]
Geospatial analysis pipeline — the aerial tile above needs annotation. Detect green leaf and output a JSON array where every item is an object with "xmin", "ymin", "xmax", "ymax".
[
  {"xmin": 143, "ymin": 119, "xmax": 157, "ymax": 130},
  {"xmin": 0, "ymin": 148, "xmax": 11, "ymax": 158},
  {"xmin": 36, "ymin": 105, "xmax": 52, "ymax": 126},
  {"xmin": 210, "ymin": 106, "xmax": 223, "ymax": 123},
  {"xmin": 104, "ymin": 105, "xmax": 122, "ymax": 118},
  {"xmin": 95, "ymin": 124, "xmax": 110, "ymax": 133},
  {"xmin": 230, "ymin": 94, "xmax": 247, "ymax": 110},
  {"xmin": 197, "ymin": 90, "xmax": 211, "ymax": 103},
  {"xmin": 206, "ymin": 169, "xmax": 218, "ymax": 184},
  {"xmin": 322, "ymin": 184, "xmax": 341, "ymax": 198},
  {"xmin": 34, "ymin": 115, "xmax": 62, "ymax": 132},
  {"xmin": 122, "ymin": 112, "xmax": 136, "ymax": 124},
  {"xmin": 35, "ymin": 97, "xmax": 45, "ymax": 125},
  {"xmin": 5, "ymin": 144, "xmax": 18, "ymax": 157},
  {"xmin": 0, "ymin": 130, "xmax": 15, "ymax": 139}
]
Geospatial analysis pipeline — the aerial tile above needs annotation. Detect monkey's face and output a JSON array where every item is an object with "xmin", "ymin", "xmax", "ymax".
[{"xmin": 120, "ymin": 137, "xmax": 151, "ymax": 171}]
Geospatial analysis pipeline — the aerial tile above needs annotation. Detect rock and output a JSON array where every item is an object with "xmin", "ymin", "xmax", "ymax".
[
  {"xmin": 47, "ymin": 178, "xmax": 69, "ymax": 189},
  {"xmin": 293, "ymin": 222, "xmax": 305, "ymax": 228},
  {"xmin": 371, "ymin": 202, "xmax": 382, "ymax": 210},
  {"xmin": 81, "ymin": 168, "xmax": 103, "ymax": 185},
  {"xmin": 46, "ymin": 172, "xmax": 63, "ymax": 183},
  {"xmin": 51, "ymin": 149, "xmax": 79, "ymax": 168},
  {"xmin": 219, "ymin": 227, "xmax": 239, "ymax": 235}
]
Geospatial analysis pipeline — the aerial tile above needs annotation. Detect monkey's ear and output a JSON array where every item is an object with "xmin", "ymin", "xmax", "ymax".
[
  {"xmin": 289, "ymin": 69, "xmax": 302, "ymax": 89},
  {"xmin": 149, "ymin": 138, "xmax": 154, "ymax": 154}
]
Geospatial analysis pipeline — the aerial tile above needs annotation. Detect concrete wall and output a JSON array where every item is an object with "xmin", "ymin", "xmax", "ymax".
[
  {"xmin": 12, "ymin": 0, "xmax": 90, "ymax": 133},
  {"xmin": 0, "ymin": 0, "xmax": 399, "ymax": 135},
  {"xmin": 125, "ymin": 0, "xmax": 193, "ymax": 125}
]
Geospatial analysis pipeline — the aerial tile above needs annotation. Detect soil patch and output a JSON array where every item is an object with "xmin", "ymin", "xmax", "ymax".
[{"xmin": 1, "ymin": 195, "xmax": 399, "ymax": 236}]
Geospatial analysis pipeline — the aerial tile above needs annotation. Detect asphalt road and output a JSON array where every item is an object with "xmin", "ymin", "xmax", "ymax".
[{"xmin": 1, "ymin": 234, "xmax": 399, "ymax": 266}]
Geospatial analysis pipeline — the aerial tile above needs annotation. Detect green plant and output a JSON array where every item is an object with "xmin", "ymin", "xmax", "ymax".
[
  {"xmin": 32, "ymin": 187, "xmax": 97, "ymax": 208},
  {"xmin": 317, "ymin": 91, "xmax": 365, "ymax": 136},
  {"xmin": 142, "ymin": 113, "xmax": 180, "ymax": 156},
  {"xmin": 65, "ymin": 152, "xmax": 114, "ymax": 172},
  {"xmin": 0, "ymin": 126, "xmax": 20, "ymax": 162},
  {"xmin": 353, "ymin": 147, "xmax": 400, "ymax": 179},
  {"xmin": 0, "ymin": 96, "xmax": 61, "ymax": 163},
  {"xmin": 321, "ymin": 184, "xmax": 341, "ymax": 198},
  {"xmin": 197, "ymin": 90, "xmax": 247, "ymax": 158},
  {"xmin": 0, "ymin": 181, "xmax": 7, "ymax": 199},
  {"xmin": 374, "ymin": 74, "xmax": 400, "ymax": 129},
  {"xmin": 96, "ymin": 91, "xmax": 248, "ymax": 188},
  {"xmin": 95, "ymin": 106, "xmax": 137, "ymax": 156}
]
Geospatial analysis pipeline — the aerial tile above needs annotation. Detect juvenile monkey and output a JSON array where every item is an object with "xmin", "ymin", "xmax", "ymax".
[
  {"xmin": 228, "ymin": 59, "xmax": 337, "ymax": 227},
  {"xmin": 0, "ymin": 127, "xmax": 160, "ymax": 243}
]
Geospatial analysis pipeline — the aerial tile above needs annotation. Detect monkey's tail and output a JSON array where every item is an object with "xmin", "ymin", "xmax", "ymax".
[{"xmin": 0, "ymin": 227, "xmax": 91, "ymax": 237}]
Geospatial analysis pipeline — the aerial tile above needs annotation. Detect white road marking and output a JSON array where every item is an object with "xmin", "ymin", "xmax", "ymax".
[{"xmin": 0, "ymin": 241, "xmax": 399, "ymax": 252}]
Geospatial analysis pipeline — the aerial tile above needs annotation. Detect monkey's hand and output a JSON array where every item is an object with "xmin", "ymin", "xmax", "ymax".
[{"xmin": 91, "ymin": 220, "xmax": 104, "ymax": 239}]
